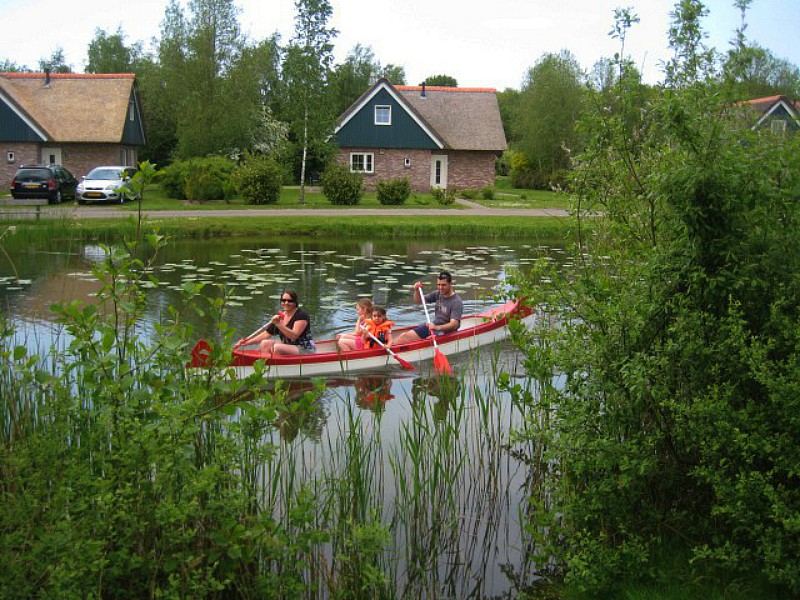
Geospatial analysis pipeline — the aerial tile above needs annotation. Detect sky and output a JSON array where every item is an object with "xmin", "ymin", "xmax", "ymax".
[{"xmin": 0, "ymin": 0, "xmax": 797, "ymax": 90}]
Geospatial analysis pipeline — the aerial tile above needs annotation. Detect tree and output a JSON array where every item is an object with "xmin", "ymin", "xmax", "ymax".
[
  {"xmin": 723, "ymin": 1, "xmax": 800, "ymax": 98},
  {"xmin": 509, "ymin": 1, "xmax": 800, "ymax": 594},
  {"xmin": 86, "ymin": 27, "xmax": 142, "ymax": 73},
  {"xmin": 512, "ymin": 50, "xmax": 583, "ymax": 188},
  {"xmin": 330, "ymin": 44, "xmax": 382, "ymax": 115},
  {"xmin": 380, "ymin": 64, "xmax": 406, "ymax": 85},
  {"xmin": 421, "ymin": 74, "xmax": 457, "ymax": 87},
  {"xmin": 282, "ymin": 0, "xmax": 338, "ymax": 204},
  {"xmin": 0, "ymin": 59, "xmax": 30, "ymax": 72},
  {"xmin": 38, "ymin": 48, "xmax": 71, "ymax": 73}
]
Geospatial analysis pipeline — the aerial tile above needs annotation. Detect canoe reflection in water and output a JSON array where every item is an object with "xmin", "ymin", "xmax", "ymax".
[
  {"xmin": 354, "ymin": 376, "xmax": 395, "ymax": 412},
  {"xmin": 412, "ymin": 375, "xmax": 462, "ymax": 421}
]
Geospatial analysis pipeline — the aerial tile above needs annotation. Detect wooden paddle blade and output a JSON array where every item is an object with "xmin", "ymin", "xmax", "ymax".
[
  {"xmin": 433, "ymin": 348, "xmax": 453, "ymax": 376},
  {"xmin": 189, "ymin": 339, "xmax": 213, "ymax": 367}
]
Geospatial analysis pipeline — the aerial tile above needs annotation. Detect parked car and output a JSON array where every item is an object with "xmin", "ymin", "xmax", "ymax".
[
  {"xmin": 10, "ymin": 164, "xmax": 78, "ymax": 204},
  {"xmin": 76, "ymin": 166, "xmax": 139, "ymax": 205}
]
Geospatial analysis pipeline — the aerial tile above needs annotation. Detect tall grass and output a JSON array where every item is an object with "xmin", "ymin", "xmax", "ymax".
[{"xmin": 1, "ymin": 232, "xmax": 544, "ymax": 597}]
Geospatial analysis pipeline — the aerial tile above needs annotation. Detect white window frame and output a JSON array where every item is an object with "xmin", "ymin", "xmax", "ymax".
[
  {"xmin": 771, "ymin": 119, "xmax": 787, "ymax": 135},
  {"xmin": 350, "ymin": 152, "xmax": 374, "ymax": 174},
  {"xmin": 374, "ymin": 105, "xmax": 391, "ymax": 126}
]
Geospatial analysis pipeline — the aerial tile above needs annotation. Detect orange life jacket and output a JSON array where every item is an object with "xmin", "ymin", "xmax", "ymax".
[{"xmin": 364, "ymin": 319, "xmax": 394, "ymax": 347}]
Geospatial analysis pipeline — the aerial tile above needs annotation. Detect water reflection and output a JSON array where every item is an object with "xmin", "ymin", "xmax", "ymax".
[{"xmin": 2, "ymin": 236, "xmax": 560, "ymax": 597}]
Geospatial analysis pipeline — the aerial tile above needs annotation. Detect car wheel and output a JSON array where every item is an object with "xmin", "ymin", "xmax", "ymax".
[{"xmin": 77, "ymin": 199, "xmax": 86, "ymax": 205}]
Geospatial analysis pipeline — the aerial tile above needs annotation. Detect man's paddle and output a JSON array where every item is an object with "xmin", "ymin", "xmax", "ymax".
[
  {"xmin": 360, "ymin": 324, "xmax": 415, "ymax": 371},
  {"xmin": 418, "ymin": 286, "xmax": 454, "ymax": 376}
]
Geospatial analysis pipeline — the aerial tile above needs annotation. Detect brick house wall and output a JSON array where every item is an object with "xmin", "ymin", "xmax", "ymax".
[
  {"xmin": 447, "ymin": 150, "xmax": 497, "ymax": 190},
  {"xmin": 2, "ymin": 143, "xmax": 138, "ymax": 187},
  {"xmin": 337, "ymin": 148, "xmax": 497, "ymax": 193},
  {"xmin": 2, "ymin": 142, "xmax": 39, "ymax": 187}
]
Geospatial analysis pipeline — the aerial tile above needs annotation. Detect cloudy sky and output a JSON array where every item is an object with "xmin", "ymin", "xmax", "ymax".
[{"xmin": 0, "ymin": 0, "xmax": 797, "ymax": 90}]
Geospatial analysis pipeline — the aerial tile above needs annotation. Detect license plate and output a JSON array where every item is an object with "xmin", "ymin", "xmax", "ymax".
[
  {"xmin": 85, "ymin": 192, "xmax": 103, "ymax": 199},
  {"xmin": 23, "ymin": 183, "xmax": 42, "ymax": 189}
]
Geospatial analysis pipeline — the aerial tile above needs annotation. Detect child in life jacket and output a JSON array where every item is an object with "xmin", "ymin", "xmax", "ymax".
[
  {"xmin": 337, "ymin": 298, "xmax": 374, "ymax": 351},
  {"xmin": 362, "ymin": 307, "xmax": 394, "ymax": 348}
]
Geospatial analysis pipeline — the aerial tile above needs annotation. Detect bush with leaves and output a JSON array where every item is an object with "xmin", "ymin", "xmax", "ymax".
[
  {"xmin": 321, "ymin": 163, "xmax": 363, "ymax": 205},
  {"xmin": 431, "ymin": 187, "xmax": 456, "ymax": 205},
  {"xmin": 505, "ymin": 3, "xmax": 800, "ymax": 596},
  {"xmin": 159, "ymin": 157, "xmax": 236, "ymax": 202},
  {"xmin": 376, "ymin": 177, "xmax": 411, "ymax": 205},
  {"xmin": 232, "ymin": 154, "xmax": 282, "ymax": 205}
]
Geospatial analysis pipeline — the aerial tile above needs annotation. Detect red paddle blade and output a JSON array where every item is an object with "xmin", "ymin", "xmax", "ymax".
[
  {"xmin": 433, "ymin": 348, "xmax": 453, "ymax": 376},
  {"xmin": 189, "ymin": 339, "xmax": 213, "ymax": 367},
  {"xmin": 396, "ymin": 355, "xmax": 415, "ymax": 371}
]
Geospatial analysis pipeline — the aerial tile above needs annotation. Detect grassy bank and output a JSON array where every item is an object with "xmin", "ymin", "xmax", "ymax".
[{"xmin": 1, "ymin": 213, "xmax": 575, "ymax": 246}]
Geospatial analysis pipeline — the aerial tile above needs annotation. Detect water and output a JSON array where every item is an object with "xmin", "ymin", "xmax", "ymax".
[{"xmin": 1, "ymin": 235, "xmax": 562, "ymax": 597}]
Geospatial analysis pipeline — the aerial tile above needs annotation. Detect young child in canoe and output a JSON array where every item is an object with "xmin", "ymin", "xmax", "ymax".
[
  {"xmin": 336, "ymin": 297, "xmax": 374, "ymax": 351},
  {"xmin": 362, "ymin": 306, "xmax": 395, "ymax": 349}
]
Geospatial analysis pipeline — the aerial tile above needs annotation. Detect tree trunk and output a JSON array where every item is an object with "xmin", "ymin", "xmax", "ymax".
[{"xmin": 299, "ymin": 105, "xmax": 308, "ymax": 205}]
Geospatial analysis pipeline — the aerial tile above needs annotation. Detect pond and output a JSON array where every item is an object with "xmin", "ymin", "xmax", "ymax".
[{"xmin": 1, "ymin": 235, "xmax": 565, "ymax": 597}]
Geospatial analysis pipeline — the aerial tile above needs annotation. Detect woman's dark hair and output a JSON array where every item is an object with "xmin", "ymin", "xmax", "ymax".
[{"xmin": 281, "ymin": 289, "xmax": 299, "ymax": 304}]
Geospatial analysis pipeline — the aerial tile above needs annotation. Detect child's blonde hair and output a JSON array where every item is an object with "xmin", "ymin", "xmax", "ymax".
[{"xmin": 357, "ymin": 298, "xmax": 374, "ymax": 312}]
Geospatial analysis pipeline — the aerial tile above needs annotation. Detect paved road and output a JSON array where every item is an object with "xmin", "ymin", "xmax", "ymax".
[{"xmin": 1, "ymin": 198, "xmax": 570, "ymax": 219}]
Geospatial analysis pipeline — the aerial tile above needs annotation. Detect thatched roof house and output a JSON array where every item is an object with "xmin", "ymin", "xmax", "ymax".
[
  {"xmin": 0, "ymin": 72, "xmax": 145, "ymax": 185},
  {"xmin": 334, "ymin": 79, "xmax": 506, "ymax": 192}
]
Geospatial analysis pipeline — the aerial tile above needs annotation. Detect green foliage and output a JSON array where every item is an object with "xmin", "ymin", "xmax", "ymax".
[
  {"xmin": 506, "ymin": 2, "xmax": 800, "ymax": 595},
  {"xmin": 0, "ymin": 234, "xmax": 338, "ymax": 597},
  {"xmin": 86, "ymin": 26, "xmax": 141, "ymax": 73},
  {"xmin": 481, "ymin": 186, "xmax": 495, "ymax": 200},
  {"xmin": 375, "ymin": 177, "xmax": 411, "ymax": 205},
  {"xmin": 160, "ymin": 157, "xmax": 236, "ymax": 202},
  {"xmin": 431, "ymin": 187, "xmax": 456, "ymax": 205},
  {"xmin": 421, "ymin": 74, "xmax": 458, "ymax": 87},
  {"xmin": 232, "ymin": 154, "xmax": 283, "ymax": 205},
  {"xmin": 513, "ymin": 50, "xmax": 584, "ymax": 189},
  {"xmin": 321, "ymin": 163, "xmax": 363, "ymax": 205}
]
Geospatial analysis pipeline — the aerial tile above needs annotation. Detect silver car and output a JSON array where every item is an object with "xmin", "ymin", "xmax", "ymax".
[{"xmin": 76, "ymin": 166, "xmax": 138, "ymax": 204}]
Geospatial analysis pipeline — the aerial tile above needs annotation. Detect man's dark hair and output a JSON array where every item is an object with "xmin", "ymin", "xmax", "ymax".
[{"xmin": 437, "ymin": 271, "xmax": 452, "ymax": 282}]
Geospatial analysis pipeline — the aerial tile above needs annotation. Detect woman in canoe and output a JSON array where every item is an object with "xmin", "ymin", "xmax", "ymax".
[{"xmin": 234, "ymin": 289, "xmax": 316, "ymax": 355}]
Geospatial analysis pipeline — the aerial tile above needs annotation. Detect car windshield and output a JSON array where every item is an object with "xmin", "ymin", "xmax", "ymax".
[{"xmin": 87, "ymin": 168, "xmax": 124, "ymax": 180}]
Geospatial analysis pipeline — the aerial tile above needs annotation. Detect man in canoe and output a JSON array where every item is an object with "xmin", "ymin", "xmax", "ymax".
[{"xmin": 394, "ymin": 271, "xmax": 463, "ymax": 345}]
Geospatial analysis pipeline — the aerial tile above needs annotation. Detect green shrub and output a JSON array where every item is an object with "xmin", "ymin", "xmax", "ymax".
[
  {"xmin": 321, "ymin": 163, "xmax": 363, "ymax": 205},
  {"xmin": 376, "ymin": 178, "xmax": 411, "ymax": 205},
  {"xmin": 232, "ymin": 155, "xmax": 282, "ymax": 205},
  {"xmin": 459, "ymin": 188, "xmax": 479, "ymax": 200},
  {"xmin": 159, "ymin": 162, "xmax": 190, "ymax": 199},
  {"xmin": 481, "ymin": 187, "xmax": 495, "ymax": 200},
  {"xmin": 159, "ymin": 157, "xmax": 236, "ymax": 202},
  {"xmin": 431, "ymin": 187, "xmax": 456, "ymax": 205},
  {"xmin": 185, "ymin": 157, "xmax": 236, "ymax": 202}
]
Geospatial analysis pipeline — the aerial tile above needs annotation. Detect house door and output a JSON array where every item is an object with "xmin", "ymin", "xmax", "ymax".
[
  {"xmin": 41, "ymin": 147, "xmax": 63, "ymax": 165},
  {"xmin": 430, "ymin": 154, "xmax": 448, "ymax": 189}
]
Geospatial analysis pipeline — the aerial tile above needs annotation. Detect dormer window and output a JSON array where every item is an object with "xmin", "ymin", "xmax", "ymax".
[{"xmin": 374, "ymin": 105, "xmax": 391, "ymax": 125}]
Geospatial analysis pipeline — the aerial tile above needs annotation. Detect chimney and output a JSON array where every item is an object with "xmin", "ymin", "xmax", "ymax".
[
  {"xmin": 421, "ymin": 82, "xmax": 426, "ymax": 98},
  {"xmin": 43, "ymin": 68, "xmax": 51, "ymax": 87}
]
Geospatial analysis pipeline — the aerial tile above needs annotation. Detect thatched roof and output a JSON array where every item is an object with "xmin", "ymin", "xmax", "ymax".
[
  {"xmin": 396, "ymin": 85, "xmax": 507, "ymax": 151},
  {"xmin": 0, "ymin": 72, "xmax": 136, "ymax": 142},
  {"xmin": 336, "ymin": 79, "xmax": 507, "ymax": 152}
]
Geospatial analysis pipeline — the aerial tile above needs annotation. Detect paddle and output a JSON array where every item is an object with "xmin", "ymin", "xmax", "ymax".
[
  {"xmin": 234, "ymin": 312, "xmax": 283, "ymax": 349},
  {"xmin": 418, "ymin": 286, "xmax": 454, "ymax": 376},
  {"xmin": 360, "ymin": 324, "xmax": 415, "ymax": 371}
]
